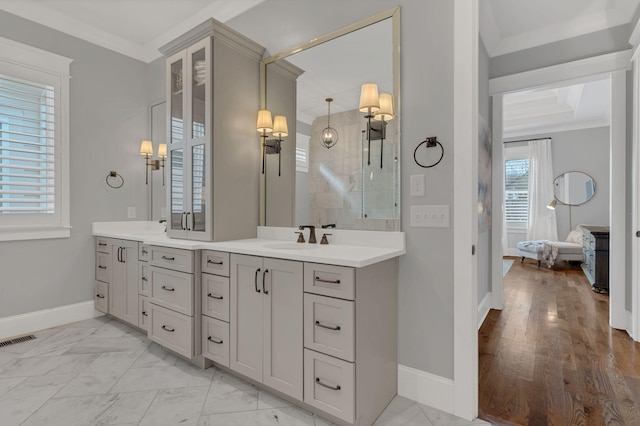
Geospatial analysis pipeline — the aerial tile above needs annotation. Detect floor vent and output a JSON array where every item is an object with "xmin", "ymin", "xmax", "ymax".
[{"xmin": 0, "ymin": 335, "xmax": 36, "ymax": 348}]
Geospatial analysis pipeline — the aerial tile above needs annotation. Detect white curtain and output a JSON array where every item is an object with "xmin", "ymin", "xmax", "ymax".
[{"xmin": 527, "ymin": 139, "xmax": 558, "ymax": 241}]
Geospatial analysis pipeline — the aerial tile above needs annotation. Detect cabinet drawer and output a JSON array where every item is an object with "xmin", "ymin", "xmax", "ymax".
[
  {"xmin": 139, "ymin": 243, "xmax": 150, "ymax": 262},
  {"xmin": 139, "ymin": 263, "xmax": 151, "ymax": 296},
  {"xmin": 202, "ymin": 274, "xmax": 229, "ymax": 321},
  {"xmin": 202, "ymin": 250, "xmax": 230, "ymax": 276},
  {"xmin": 304, "ymin": 349, "xmax": 354, "ymax": 423},
  {"xmin": 95, "ymin": 281, "xmax": 108, "ymax": 314},
  {"xmin": 149, "ymin": 304, "xmax": 194, "ymax": 359},
  {"xmin": 304, "ymin": 263, "xmax": 355, "ymax": 300},
  {"xmin": 96, "ymin": 237, "xmax": 111, "ymax": 254},
  {"xmin": 150, "ymin": 246, "xmax": 194, "ymax": 273},
  {"xmin": 202, "ymin": 316, "xmax": 229, "ymax": 367},
  {"xmin": 304, "ymin": 294, "xmax": 355, "ymax": 362},
  {"xmin": 139, "ymin": 296, "xmax": 150, "ymax": 331},
  {"xmin": 96, "ymin": 252, "xmax": 111, "ymax": 283},
  {"xmin": 150, "ymin": 267, "xmax": 194, "ymax": 316}
]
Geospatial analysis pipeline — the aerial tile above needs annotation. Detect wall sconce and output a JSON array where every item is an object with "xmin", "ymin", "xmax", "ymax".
[
  {"xmin": 321, "ymin": 98, "xmax": 338, "ymax": 149},
  {"xmin": 359, "ymin": 83, "xmax": 380, "ymax": 167},
  {"xmin": 140, "ymin": 140, "xmax": 166, "ymax": 185},
  {"xmin": 257, "ymin": 110, "xmax": 288, "ymax": 177},
  {"xmin": 373, "ymin": 92, "xmax": 394, "ymax": 169}
]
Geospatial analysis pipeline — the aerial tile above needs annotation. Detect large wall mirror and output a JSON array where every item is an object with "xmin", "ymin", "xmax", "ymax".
[
  {"xmin": 261, "ymin": 7, "xmax": 401, "ymax": 231},
  {"xmin": 553, "ymin": 171, "xmax": 596, "ymax": 206}
]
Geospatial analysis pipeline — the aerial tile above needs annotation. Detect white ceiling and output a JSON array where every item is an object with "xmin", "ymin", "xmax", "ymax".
[{"xmin": 481, "ymin": 0, "xmax": 640, "ymax": 57}]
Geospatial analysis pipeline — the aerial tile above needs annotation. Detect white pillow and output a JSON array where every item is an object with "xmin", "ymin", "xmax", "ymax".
[{"xmin": 566, "ymin": 228, "xmax": 583, "ymax": 244}]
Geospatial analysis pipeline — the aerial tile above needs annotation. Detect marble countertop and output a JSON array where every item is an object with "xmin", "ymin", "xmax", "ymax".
[{"xmin": 92, "ymin": 222, "xmax": 405, "ymax": 268}]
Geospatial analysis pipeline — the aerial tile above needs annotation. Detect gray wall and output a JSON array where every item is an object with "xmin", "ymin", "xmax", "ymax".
[
  {"xmin": 228, "ymin": 0, "xmax": 457, "ymax": 378},
  {"xmin": 504, "ymin": 126, "xmax": 610, "ymax": 247},
  {"xmin": 0, "ymin": 11, "xmax": 150, "ymax": 317},
  {"xmin": 477, "ymin": 38, "xmax": 491, "ymax": 307},
  {"xmin": 490, "ymin": 24, "xmax": 632, "ymax": 79}
]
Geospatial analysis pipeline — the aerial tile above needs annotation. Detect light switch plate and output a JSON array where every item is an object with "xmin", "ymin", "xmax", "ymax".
[
  {"xmin": 410, "ymin": 205, "xmax": 450, "ymax": 228},
  {"xmin": 410, "ymin": 174, "xmax": 425, "ymax": 197},
  {"xmin": 127, "ymin": 207, "xmax": 136, "ymax": 219}
]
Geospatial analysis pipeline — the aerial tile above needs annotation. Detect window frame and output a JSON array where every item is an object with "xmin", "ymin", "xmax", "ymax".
[
  {"xmin": 504, "ymin": 145, "xmax": 530, "ymax": 230},
  {"xmin": 0, "ymin": 36, "xmax": 72, "ymax": 242}
]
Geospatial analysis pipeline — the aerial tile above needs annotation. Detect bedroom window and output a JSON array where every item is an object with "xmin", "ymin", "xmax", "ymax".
[
  {"xmin": 504, "ymin": 158, "xmax": 530, "ymax": 225},
  {"xmin": 0, "ymin": 37, "xmax": 71, "ymax": 241}
]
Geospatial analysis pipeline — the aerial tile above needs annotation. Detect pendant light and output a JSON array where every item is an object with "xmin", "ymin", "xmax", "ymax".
[{"xmin": 321, "ymin": 98, "xmax": 338, "ymax": 149}]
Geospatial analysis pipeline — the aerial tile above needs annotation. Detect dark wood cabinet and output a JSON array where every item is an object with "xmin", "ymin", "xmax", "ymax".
[{"xmin": 580, "ymin": 225, "xmax": 609, "ymax": 293}]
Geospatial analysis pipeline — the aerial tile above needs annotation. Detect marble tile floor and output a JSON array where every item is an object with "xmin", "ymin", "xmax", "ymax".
[{"xmin": 0, "ymin": 317, "xmax": 489, "ymax": 426}]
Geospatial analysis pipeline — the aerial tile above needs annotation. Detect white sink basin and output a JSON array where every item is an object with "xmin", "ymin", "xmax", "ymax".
[{"xmin": 263, "ymin": 242, "xmax": 317, "ymax": 250}]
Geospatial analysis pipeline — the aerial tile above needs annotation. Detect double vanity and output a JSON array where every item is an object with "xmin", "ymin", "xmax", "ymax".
[{"xmin": 93, "ymin": 222, "xmax": 404, "ymax": 426}]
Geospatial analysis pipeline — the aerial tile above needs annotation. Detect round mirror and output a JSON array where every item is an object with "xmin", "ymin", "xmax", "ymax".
[{"xmin": 553, "ymin": 171, "xmax": 595, "ymax": 206}]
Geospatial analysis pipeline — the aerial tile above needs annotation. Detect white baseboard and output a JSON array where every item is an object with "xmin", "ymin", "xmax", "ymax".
[
  {"xmin": 0, "ymin": 301, "xmax": 102, "ymax": 340},
  {"xmin": 624, "ymin": 309, "xmax": 635, "ymax": 341},
  {"xmin": 477, "ymin": 291, "xmax": 492, "ymax": 330},
  {"xmin": 398, "ymin": 364, "xmax": 454, "ymax": 414}
]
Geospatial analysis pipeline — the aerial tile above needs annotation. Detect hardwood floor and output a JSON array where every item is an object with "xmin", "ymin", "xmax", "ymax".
[{"xmin": 479, "ymin": 258, "xmax": 640, "ymax": 425}]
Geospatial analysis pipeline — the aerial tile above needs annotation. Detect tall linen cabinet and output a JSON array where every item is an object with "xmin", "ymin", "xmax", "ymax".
[{"xmin": 160, "ymin": 19, "xmax": 264, "ymax": 242}]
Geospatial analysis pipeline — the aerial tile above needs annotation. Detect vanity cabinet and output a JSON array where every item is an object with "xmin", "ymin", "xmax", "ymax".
[
  {"xmin": 229, "ymin": 254, "xmax": 303, "ymax": 400},
  {"xmin": 138, "ymin": 243, "xmax": 151, "ymax": 331},
  {"xmin": 161, "ymin": 18, "xmax": 263, "ymax": 242},
  {"xmin": 94, "ymin": 237, "xmax": 111, "ymax": 314},
  {"xmin": 201, "ymin": 250, "xmax": 230, "ymax": 367}
]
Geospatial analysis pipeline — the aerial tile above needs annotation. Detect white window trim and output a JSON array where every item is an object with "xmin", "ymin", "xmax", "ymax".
[{"xmin": 0, "ymin": 36, "xmax": 72, "ymax": 242}]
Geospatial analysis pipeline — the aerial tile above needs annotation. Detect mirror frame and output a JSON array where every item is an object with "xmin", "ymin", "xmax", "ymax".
[
  {"xmin": 258, "ymin": 6, "xmax": 401, "ymax": 226},
  {"xmin": 553, "ymin": 170, "xmax": 596, "ymax": 206}
]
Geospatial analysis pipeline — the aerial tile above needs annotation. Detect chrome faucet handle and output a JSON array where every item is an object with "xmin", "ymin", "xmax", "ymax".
[
  {"xmin": 320, "ymin": 233, "xmax": 332, "ymax": 245},
  {"xmin": 321, "ymin": 223, "xmax": 336, "ymax": 229},
  {"xmin": 295, "ymin": 231, "xmax": 305, "ymax": 243},
  {"xmin": 298, "ymin": 225, "xmax": 317, "ymax": 244}
]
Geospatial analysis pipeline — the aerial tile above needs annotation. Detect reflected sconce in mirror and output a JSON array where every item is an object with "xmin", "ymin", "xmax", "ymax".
[
  {"xmin": 258, "ymin": 110, "xmax": 288, "ymax": 177},
  {"xmin": 140, "ymin": 140, "xmax": 167, "ymax": 185},
  {"xmin": 359, "ymin": 83, "xmax": 380, "ymax": 166},
  {"xmin": 321, "ymin": 98, "xmax": 338, "ymax": 149},
  {"xmin": 373, "ymin": 92, "xmax": 394, "ymax": 169}
]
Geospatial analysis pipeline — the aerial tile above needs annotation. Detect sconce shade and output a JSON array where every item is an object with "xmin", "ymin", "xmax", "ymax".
[
  {"xmin": 157, "ymin": 143, "xmax": 167, "ymax": 158},
  {"xmin": 272, "ymin": 115, "xmax": 288, "ymax": 138},
  {"xmin": 374, "ymin": 93, "xmax": 394, "ymax": 121},
  {"xmin": 547, "ymin": 198, "xmax": 557, "ymax": 210},
  {"xmin": 359, "ymin": 83, "xmax": 380, "ymax": 113},
  {"xmin": 140, "ymin": 140, "xmax": 153, "ymax": 156},
  {"xmin": 256, "ymin": 109, "xmax": 273, "ymax": 133}
]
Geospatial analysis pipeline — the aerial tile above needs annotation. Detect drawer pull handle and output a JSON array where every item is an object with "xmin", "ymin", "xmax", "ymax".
[
  {"xmin": 207, "ymin": 336, "xmax": 223, "ymax": 344},
  {"xmin": 161, "ymin": 256, "xmax": 175, "ymax": 261},
  {"xmin": 207, "ymin": 293, "xmax": 223, "ymax": 300},
  {"xmin": 315, "ymin": 277, "xmax": 341, "ymax": 284},
  {"xmin": 141, "ymin": 276, "xmax": 148, "ymax": 281},
  {"xmin": 315, "ymin": 321, "xmax": 341, "ymax": 331},
  {"xmin": 96, "ymin": 294, "xmax": 105, "ymax": 299},
  {"xmin": 98, "ymin": 242, "xmax": 107, "ymax": 246},
  {"xmin": 98, "ymin": 265, "xmax": 107, "ymax": 270},
  {"xmin": 161, "ymin": 285, "xmax": 175, "ymax": 292},
  {"xmin": 207, "ymin": 260, "xmax": 224, "ymax": 265},
  {"xmin": 162, "ymin": 325, "xmax": 175, "ymax": 332},
  {"xmin": 262, "ymin": 269, "xmax": 269, "ymax": 294},
  {"xmin": 142, "ymin": 311, "xmax": 148, "ymax": 317},
  {"xmin": 315, "ymin": 377, "xmax": 341, "ymax": 391}
]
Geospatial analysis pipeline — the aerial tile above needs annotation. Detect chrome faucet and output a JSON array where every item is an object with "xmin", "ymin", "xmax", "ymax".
[
  {"xmin": 321, "ymin": 223, "xmax": 336, "ymax": 229},
  {"xmin": 298, "ymin": 225, "xmax": 317, "ymax": 244}
]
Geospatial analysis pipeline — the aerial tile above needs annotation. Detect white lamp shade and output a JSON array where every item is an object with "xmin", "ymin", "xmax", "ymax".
[
  {"xmin": 547, "ymin": 198, "xmax": 557, "ymax": 210},
  {"xmin": 374, "ymin": 93, "xmax": 394, "ymax": 121},
  {"xmin": 157, "ymin": 143, "xmax": 167, "ymax": 158},
  {"xmin": 272, "ymin": 115, "xmax": 288, "ymax": 137},
  {"xmin": 140, "ymin": 140, "xmax": 153, "ymax": 156},
  {"xmin": 256, "ymin": 109, "xmax": 273, "ymax": 133},
  {"xmin": 359, "ymin": 83, "xmax": 380, "ymax": 113}
]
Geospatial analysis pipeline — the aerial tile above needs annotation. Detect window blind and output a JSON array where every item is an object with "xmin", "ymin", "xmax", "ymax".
[
  {"xmin": 0, "ymin": 73, "xmax": 55, "ymax": 215},
  {"xmin": 504, "ymin": 158, "xmax": 529, "ymax": 224},
  {"xmin": 296, "ymin": 134, "xmax": 309, "ymax": 173}
]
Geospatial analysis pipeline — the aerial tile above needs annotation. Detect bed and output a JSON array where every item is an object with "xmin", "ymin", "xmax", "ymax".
[{"xmin": 517, "ymin": 228, "xmax": 584, "ymax": 267}]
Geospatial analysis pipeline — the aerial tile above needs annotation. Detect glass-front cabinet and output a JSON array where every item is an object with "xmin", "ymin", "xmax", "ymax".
[{"xmin": 166, "ymin": 38, "xmax": 212, "ymax": 240}]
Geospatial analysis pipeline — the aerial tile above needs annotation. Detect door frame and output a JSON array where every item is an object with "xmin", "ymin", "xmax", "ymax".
[
  {"xmin": 630, "ymin": 21, "xmax": 640, "ymax": 340},
  {"xmin": 488, "ymin": 50, "xmax": 632, "ymax": 333}
]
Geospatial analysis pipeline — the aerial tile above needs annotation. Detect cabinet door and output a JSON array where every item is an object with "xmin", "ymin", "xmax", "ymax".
[
  {"xmin": 262, "ymin": 258, "xmax": 303, "ymax": 400},
  {"xmin": 230, "ymin": 254, "xmax": 263, "ymax": 382},
  {"xmin": 109, "ymin": 240, "xmax": 139, "ymax": 326}
]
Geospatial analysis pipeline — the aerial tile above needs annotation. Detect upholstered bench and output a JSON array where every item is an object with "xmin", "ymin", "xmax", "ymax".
[{"xmin": 517, "ymin": 240, "xmax": 584, "ymax": 267}]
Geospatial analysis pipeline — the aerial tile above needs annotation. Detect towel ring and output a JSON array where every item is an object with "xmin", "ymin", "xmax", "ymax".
[
  {"xmin": 106, "ymin": 171, "xmax": 124, "ymax": 189},
  {"xmin": 414, "ymin": 137, "xmax": 444, "ymax": 168}
]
